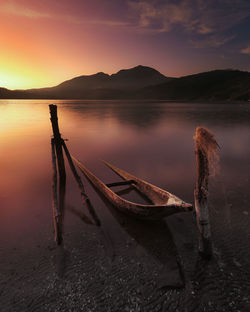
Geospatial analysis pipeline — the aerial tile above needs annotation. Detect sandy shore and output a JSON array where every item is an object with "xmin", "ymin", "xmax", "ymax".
[{"xmin": 1, "ymin": 180, "xmax": 250, "ymax": 312}]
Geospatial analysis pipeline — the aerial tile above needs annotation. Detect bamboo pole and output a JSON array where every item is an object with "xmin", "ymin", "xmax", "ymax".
[
  {"xmin": 194, "ymin": 127, "xmax": 219, "ymax": 259},
  {"xmin": 51, "ymin": 139, "xmax": 62, "ymax": 245},
  {"xmin": 49, "ymin": 105, "xmax": 66, "ymax": 244},
  {"xmin": 62, "ymin": 141, "xmax": 101, "ymax": 226}
]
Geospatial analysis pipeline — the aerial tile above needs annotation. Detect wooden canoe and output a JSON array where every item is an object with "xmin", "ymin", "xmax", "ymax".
[{"xmin": 73, "ymin": 157, "xmax": 193, "ymax": 220}]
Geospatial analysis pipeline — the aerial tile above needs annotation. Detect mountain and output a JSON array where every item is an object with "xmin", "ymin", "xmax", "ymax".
[
  {"xmin": 109, "ymin": 65, "xmax": 171, "ymax": 89},
  {"xmin": 143, "ymin": 69, "xmax": 250, "ymax": 101},
  {"xmin": 0, "ymin": 66, "xmax": 249, "ymax": 101},
  {"xmin": 40, "ymin": 65, "xmax": 170, "ymax": 98},
  {"xmin": 58, "ymin": 65, "xmax": 169, "ymax": 91},
  {"xmin": 0, "ymin": 65, "xmax": 170, "ymax": 99}
]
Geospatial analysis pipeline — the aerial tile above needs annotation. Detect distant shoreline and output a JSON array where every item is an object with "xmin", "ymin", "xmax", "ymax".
[{"xmin": 0, "ymin": 98, "xmax": 248, "ymax": 104}]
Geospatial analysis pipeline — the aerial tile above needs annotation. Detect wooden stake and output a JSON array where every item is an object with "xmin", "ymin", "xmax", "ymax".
[
  {"xmin": 49, "ymin": 105, "xmax": 66, "ymax": 244},
  {"xmin": 61, "ymin": 141, "xmax": 88, "ymax": 202},
  {"xmin": 194, "ymin": 127, "xmax": 219, "ymax": 259},
  {"xmin": 51, "ymin": 139, "xmax": 62, "ymax": 245},
  {"xmin": 62, "ymin": 141, "xmax": 101, "ymax": 226}
]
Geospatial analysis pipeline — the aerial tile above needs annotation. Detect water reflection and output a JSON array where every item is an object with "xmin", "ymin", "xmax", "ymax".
[
  {"xmin": 1, "ymin": 100, "xmax": 250, "ymax": 311},
  {"xmin": 0, "ymin": 100, "xmax": 250, "ymax": 258},
  {"xmin": 61, "ymin": 101, "xmax": 250, "ymax": 129}
]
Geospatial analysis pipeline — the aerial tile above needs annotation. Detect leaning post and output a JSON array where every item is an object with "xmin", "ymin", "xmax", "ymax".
[{"xmin": 194, "ymin": 127, "xmax": 219, "ymax": 259}]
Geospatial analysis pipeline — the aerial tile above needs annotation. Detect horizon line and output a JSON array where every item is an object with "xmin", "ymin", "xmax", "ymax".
[{"xmin": 1, "ymin": 65, "xmax": 248, "ymax": 91}]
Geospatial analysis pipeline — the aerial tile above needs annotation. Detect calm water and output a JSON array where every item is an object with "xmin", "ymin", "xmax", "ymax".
[{"xmin": 0, "ymin": 100, "xmax": 250, "ymax": 249}]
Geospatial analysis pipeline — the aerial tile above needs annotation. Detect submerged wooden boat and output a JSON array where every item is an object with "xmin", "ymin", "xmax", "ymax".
[{"xmin": 73, "ymin": 158, "xmax": 193, "ymax": 220}]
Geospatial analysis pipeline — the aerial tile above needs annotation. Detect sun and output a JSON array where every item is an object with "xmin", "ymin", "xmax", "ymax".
[{"xmin": 0, "ymin": 54, "xmax": 57, "ymax": 90}]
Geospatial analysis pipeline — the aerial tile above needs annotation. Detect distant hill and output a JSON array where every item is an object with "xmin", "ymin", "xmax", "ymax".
[
  {"xmin": 0, "ymin": 65, "xmax": 171, "ymax": 99},
  {"xmin": 143, "ymin": 69, "xmax": 250, "ymax": 101},
  {"xmin": 0, "ymin": 66, "xmax": 249, "ymax": 101}
]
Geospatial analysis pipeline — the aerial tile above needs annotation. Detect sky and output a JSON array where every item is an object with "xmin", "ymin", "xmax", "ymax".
[{"xmin": 0, "ymin": 0, "xmax": 250, "ymax": 89}]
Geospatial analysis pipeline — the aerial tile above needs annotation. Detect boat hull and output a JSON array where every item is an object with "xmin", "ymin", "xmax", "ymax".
[{"xmin": 73, "ymin": 158, "xmax": 193, "ymax": 220}]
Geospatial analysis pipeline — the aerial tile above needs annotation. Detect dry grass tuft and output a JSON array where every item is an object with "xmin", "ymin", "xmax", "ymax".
[{"xmin": 194, "ymin": 126, "xmax": 220, "ymax": 177}]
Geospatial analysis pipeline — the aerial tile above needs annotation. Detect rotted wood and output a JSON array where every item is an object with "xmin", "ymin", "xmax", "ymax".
[
  {"xmin": 51, "ymin": 139, "xmax": 63, "ymax": 245},
  {"xmin": 194, "ymin": 130, "xmax": 213, "ymax": 259},
  {"xmin": 49, "ymin": 104, "xmax": 66, "ymax": 244},
  {"xmin": 62, "ymin": 141, "xmax": 88, "ymax": 202},
  {"xmin": 62, "ymin": 141, "xmax": 101, "ymax": 226},
  {"xmin": 73, "ymin": 158, "xmax": 193, "ymax": 220},
  {"xmin": 49, "ymin": 105, "xmax": 66, "ymax": 182}
]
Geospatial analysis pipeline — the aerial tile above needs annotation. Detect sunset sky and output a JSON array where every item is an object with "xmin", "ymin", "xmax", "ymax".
[{"xmin": 0, "ymin": 0, "xmax": 250, "ymax": 89}]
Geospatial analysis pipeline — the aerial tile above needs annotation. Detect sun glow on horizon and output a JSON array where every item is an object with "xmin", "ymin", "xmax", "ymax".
[
  {"xmin": 0, "ymin": 57, "xmax": 60, "ymax": 90},
  {"xmin": 0, "ymin": 0, "xmax": 249, "ymax": 90},
  {"xmin": 0, "ymin": 72, "xmax": 60, "ymax": 90}
]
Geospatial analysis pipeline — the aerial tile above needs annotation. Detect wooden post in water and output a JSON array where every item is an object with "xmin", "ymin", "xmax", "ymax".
[
  {"xmin": 51, "ymin": 139, "xmax": 63, "ymax": 244},
  {"xmin": 62, "ymin": 141, "xmax": 101, "ymax": 226},
  {"xmin": 194, "ymin": 127, "xmax": 219, "ymax": 259},
  {"xmin": 49, "ymin": 104, "xmax": 66, "ymax": 245}
]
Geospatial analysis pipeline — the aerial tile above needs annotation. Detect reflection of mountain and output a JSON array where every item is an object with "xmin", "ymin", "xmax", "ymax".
[
  {"xmin": 63, "ymin": 101, "xmax": 166, "ymax": 128},
  {"xmin": 1, "ymin": 67, "xmax": 249, "ymax": 101},
  {"xmin": 111, "ymin": 102, "xmax": 166, "ymax": 128},
  {"xmin": 64, "ymin": 101, "xmax": 250, "ymax": 131}
]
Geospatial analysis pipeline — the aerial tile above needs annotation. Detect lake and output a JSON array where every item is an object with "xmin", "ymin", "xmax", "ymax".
[{"xmin": 1, "ymin": 100, "xmax": 250, "ymax": 311}]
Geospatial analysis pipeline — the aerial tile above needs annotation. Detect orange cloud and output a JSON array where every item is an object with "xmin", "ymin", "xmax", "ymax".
[
  {"xmin": 241, "ymin": 45, "xmax": 250, "ymax": 55},
  {"xmin": 0, "ymin": 2, "xmax": 51, "ymax": 19},
  {"xmin": 0, "ymin": 1, "xmax": 130, "ymax": 27}
]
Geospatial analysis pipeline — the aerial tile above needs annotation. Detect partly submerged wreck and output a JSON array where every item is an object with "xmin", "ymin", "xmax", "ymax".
[
  {"xmin": 49, "ymin": 104, "xmax": 219, "ymax": 258},
  {"xmin": 73, "ymin": 157, "xmax": 193, "ymax": 220}
]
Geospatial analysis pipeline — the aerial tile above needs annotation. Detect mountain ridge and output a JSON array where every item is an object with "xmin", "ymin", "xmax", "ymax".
[{"xmin": 0, "ymin": 66, "xmax": 249, "ymax": 101}]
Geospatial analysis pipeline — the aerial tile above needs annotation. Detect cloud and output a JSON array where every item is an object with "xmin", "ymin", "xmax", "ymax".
[
  {"xmin": 1, "ymin": 0, "xmax": 249, "ymax": 49},
  {"xmin": 191, "ymin": 34, "xmax": 236, "ymax": 48},
  {"xmin": 129, "ymin": 0, "xmax": 194, "ymax": 33},
  {"xmin": 87, "ymin": 20, "xmax": 130, "ymax": 27},
  {"xmin": 241, "ymin": 45, "xmax": 250, "ymax": 54},
  {"xmin": 0, "ymin": 2, "xmax": 51, "ymax": 19},
  {"xmin": 128, "ymin": 0, "xmax": 250, "ymax": 46},
  {"xmin": 0, "ymin": 1, "xmax": 129, "ymax": 28}
]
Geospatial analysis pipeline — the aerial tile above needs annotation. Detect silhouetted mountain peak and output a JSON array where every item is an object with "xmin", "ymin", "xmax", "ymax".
[
  {"xmin": 109, "ymin": 65, "xmax": 170, "ymax": 88},
  {"xmin": 1, "ymin": 67, "xmax": 249, "ymax": 101},
  {"xmin": 54, "ymin": 65, "xmax": 169, "ymax": 92},
  {"xmin": 113, "ymin": 65, "xmax": 166, "ymax": 78},
  {"xmin": 94, "ymin": 72, "xmax": 109, "ymax": 78}
]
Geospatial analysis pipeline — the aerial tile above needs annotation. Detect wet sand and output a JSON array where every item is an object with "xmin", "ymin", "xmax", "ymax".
[{"xmin": 1, "ymin": 179, "xmax": 250, "ymax": 312}]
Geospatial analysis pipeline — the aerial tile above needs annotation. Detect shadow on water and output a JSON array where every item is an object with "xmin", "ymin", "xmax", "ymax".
[
  {"xmin": 80, "ymin": 171, "xmax": 185, "ymax": 288},
  {"xmin": 54, "ymin": 198, "xmax": 106, "ymax": 278}
]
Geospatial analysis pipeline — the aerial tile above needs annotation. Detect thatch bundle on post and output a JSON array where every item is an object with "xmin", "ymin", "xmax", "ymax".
[{"xmin": 194, "ymin": 126, "xmax": 219, "ymax": 259}]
